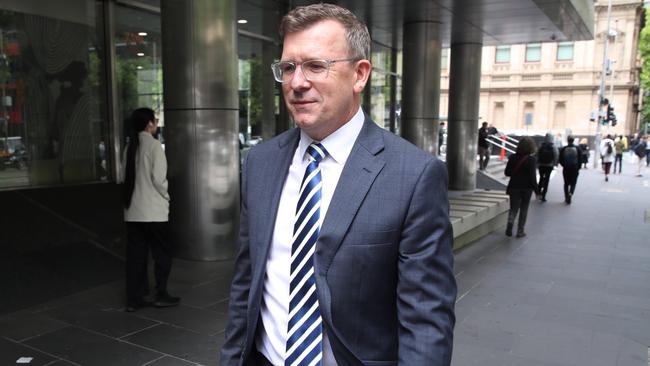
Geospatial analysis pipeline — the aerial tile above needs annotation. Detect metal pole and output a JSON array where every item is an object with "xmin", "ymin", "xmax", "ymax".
[{"xmin": 594, "ymin": 0, "xmax": 612, "ymax": 168}]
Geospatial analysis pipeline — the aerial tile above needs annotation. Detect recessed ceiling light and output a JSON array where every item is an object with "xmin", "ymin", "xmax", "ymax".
[
  {"xmin": 137, "ymin": 52, "xmax": 145, "ymax": 57},
  {"xmin": 138, "ymin": 32, "xmax": 148, "ymax": 36},
  {"xmin": 237, "ymin": 19, "xmax": 248, "ymax": 24}
]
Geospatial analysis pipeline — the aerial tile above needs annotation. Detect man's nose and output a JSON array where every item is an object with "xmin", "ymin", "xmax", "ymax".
[{"xmin": 289, "ymin": 65, "xmax": 311, "ymax": 90}]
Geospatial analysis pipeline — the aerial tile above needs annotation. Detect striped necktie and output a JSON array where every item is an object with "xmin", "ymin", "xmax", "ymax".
[{"xmin": 286, "ymin": 142, "xmax": 328, "ymax": 366}]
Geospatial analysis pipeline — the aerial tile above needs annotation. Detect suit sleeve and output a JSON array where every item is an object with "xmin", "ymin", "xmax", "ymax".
[
  {"xmin": 220, "ymin": 153, "xmax": 252, "ymax": 365},
  {"xmin": 397, "ymin": 158, "xmax": 456, "ymax": 365}
]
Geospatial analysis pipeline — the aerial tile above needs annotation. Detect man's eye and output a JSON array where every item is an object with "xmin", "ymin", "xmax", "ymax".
[
  {"xmin": 281, "ymin": 63, "xmax": 296, "ymax": 73},
  {"xmin": 306, "ymin": 62, "xmax": 327, "ymax": 73}
]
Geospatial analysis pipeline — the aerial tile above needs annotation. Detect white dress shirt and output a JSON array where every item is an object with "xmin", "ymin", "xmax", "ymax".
[{"xmin": 256, "ymin": 107, "xmax": 365, "ymax": 366}]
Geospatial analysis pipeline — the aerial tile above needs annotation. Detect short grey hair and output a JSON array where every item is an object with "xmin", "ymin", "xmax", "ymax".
[{"xmin": 279, "ymin": 3, "xmax": 371, "ymax": 60}]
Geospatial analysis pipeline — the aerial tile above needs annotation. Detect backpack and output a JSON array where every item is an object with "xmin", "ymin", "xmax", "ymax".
[
  {"xmin": 537, "ymin": 143, "xmax": 555, "ymax": 164},
  {"xmin": 561, "ymin": 146, "xmax": 579, "ymax": 167},
  {"xmin": 634, "ymin": 142, "xmax": 646, "ymax": 158},
  {"xmin": 606, "ymin": 141, "xmax": 613, "ymax": 155}
]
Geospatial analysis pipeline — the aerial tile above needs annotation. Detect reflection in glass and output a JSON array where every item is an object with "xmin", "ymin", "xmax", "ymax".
[{"xmin": 0, "ymin": 1, "xmax": 107, "ymax": 188}]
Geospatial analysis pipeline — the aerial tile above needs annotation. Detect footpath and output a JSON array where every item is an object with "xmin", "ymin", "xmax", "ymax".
[{"xmin": 0, "ymin": 156, "xmax": 649, "ymax": 365}]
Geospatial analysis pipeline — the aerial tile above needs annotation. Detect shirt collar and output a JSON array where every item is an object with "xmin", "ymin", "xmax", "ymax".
[{"xmin": 298, "ymin": 107, "xmax": 365, "ymax": 165}]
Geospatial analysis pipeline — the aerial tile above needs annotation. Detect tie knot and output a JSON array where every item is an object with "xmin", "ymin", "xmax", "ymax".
[{"xmin": 307, "ymin": 143, "xmax": 328, "ymax": 164}]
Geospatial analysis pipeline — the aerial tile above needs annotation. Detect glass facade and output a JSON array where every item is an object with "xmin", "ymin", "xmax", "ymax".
[
  {"xmin": 0, "ymin": 0, "xmax": 403, "ymax": 190},
  {"xmin": 369, "ymin": 43, "xmax": 393, "ymax": 130},
  {"xmin": 0, "ymin": 1, "xmax": 107, "ymax": 188},
  {"xmin": 114, "ymin": 4, "xmax": 164, "ymax": 145}
]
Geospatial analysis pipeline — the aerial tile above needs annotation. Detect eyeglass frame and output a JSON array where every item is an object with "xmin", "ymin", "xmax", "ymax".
[{"xmin": 270, "ymin": 58, "xmax": 360, "ymax": 83}]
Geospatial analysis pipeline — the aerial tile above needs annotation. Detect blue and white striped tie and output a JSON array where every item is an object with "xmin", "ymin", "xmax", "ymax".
[{"xmin": 286, "ymin": 142, "xmax": 328, "ymax": 366}]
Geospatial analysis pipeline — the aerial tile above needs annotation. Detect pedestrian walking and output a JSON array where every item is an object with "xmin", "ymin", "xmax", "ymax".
[
  {"xmin": 505, "ymin": 137, "xmax": 540, "ymax": 238},
  {"xmin": 600, "ymin": 134, "xmax": 615, "ymax": 182},
  {"xmin": 559, "ymin": 136, "xmax": 582, "ymax": 204},
  {"xmin": 578, "ymin": 137, "xmax": 589, "ymax": 169},
  {"xmin": 646, "ymin": 135, "xmax": 650, "ymax": 167},
  {"xmin": 536, "ymin": 133, "xmax": 559, "ymax": 202},
  {"xmin": 634, "ymin": 136, "xmax": 648, "ymax": 177},
  {"xmin": 613, "ymin": 136, "xmax": 625, "ymax": 174},
  {"xmin": 122, "ymin": 107, "xmax": 180, "ymax": 312}
]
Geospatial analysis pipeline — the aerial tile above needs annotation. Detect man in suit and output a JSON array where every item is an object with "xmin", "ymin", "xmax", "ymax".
[{"xmin": 221, "ymin": 4, "xmax": 456, "ymax": 365}]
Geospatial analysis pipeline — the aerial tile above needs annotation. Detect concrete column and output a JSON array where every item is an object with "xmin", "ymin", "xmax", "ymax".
[
  {"xmin": 447, "ymin": 41, "xmax": 483, "ymax": 191},
  {"xmin": 401, "ymin": 21, "xmax": 442, "ymax": 155},
  {"xmin": 161, "ymin": 0, "xmax": 239, "ymax": 260}
]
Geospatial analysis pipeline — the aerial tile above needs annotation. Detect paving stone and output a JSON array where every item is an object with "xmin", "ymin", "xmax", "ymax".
[
  {"xmin": 24, "ymin": 326, "xmax": 161, "ymax": 366},
  {"xmin": 0, "ymin": 337, "xmax": 57, "ymax": 366}
]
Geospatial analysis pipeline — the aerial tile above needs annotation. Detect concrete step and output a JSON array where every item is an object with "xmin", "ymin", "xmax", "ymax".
[{"xmin": 450, "ymin": 190, "xmax": 509, "ymax": 251}]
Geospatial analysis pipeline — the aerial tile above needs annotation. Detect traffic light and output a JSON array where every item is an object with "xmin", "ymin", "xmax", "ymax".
[{"xmin": 607, "ymin": 104, "xmax": 617, "ymax": 126}]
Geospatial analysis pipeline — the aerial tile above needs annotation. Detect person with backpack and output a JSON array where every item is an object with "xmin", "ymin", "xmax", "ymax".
[
  {"xmin": 613, "ymin": 136, "xmax": 625, "ymax": 174},
  {"xmin": 504, "ymin": 137, "xmax": 540, "ymax": 238},
  {"xmin": 559, "ymin": 136, "xmax": 582, "ymax": 204},
  {"xmin": 599, "ymin": 134, "xmax": 615, "ymax": 182},
  {"xmin": 633, "ymin": 135, "xmax": 648, "ymax": 177},
  {"xmin": 537, "ymin": 133, "xmax": 559, "ymax": 202}
]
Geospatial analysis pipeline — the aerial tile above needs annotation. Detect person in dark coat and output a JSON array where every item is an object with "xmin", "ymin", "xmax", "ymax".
[
  {"xmin": 559, "ymin": 136, "xmax": 582, "ymax": 204},
  {"xmin": 536, "ymin": 133, "xmax": 559, "ymax": 202},
  {"xmin": 505, "ymin": 137, "xmax": 540, "ymax": 238}
]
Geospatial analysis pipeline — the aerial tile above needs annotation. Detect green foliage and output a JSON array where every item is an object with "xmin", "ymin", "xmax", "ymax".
[{"xmin": 639, "ymin": 8, "xmax": 650, "ymax": 126}]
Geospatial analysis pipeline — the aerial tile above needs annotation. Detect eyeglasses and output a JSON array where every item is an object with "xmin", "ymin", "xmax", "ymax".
[{"xmin": 270, "ymin": 58, "xmax": 358, "ymax": 83}]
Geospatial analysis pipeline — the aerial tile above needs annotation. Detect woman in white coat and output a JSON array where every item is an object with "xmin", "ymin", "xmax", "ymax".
[
  {"xmin": 122, "ymin": 108, "xmax": 179, "ymax": 312},
  {"xmin": 599, "ymin": 134, "xmax": 616, "ymax": 182}
]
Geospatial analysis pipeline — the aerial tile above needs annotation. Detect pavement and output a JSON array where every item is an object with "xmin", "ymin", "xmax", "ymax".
[{"xmin": 1, "ymin": 155, "xmax": 649, "ymax": 365}]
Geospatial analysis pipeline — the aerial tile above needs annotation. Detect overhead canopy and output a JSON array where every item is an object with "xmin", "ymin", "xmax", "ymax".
[{"xmin": 239, "ymin": 0, "xmax": 595, "ymax": 48}]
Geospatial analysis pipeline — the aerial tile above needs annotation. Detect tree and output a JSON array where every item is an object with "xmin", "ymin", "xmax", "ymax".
[{"xmin": 638, "ymin": 8, "xmax": 650, "ymax": 130}]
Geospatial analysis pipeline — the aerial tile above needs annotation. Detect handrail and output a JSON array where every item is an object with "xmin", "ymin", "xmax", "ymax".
[{"xmin": 486, "ymin": 134, "xmax": 518, "ymax": 155}]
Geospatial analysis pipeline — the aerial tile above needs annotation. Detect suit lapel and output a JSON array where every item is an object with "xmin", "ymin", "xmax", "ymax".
[
  {"xmin": 315, "ymin": 118, "xmax": 386, "ymax": 322},
  {"xmin": 252, "ymin": 129, "xmax": 299, "ymax": 269}
]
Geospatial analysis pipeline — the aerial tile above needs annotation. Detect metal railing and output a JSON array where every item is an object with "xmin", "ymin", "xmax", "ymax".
[{"xmin": 486, "ymin": 134, "xmax": 519, "ymax": 158}]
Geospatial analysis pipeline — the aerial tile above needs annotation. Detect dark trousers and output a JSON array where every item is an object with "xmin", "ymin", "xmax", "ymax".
[
  {"xmin": 247, "ymin": 349, "xmax": 275, "ymax": 366},
  {"xmin": 538, "ymin": 166, "xmax": 553, "ymax": 199},
  {"xmin": 478, "ymin": 146, "xmax": 490, "ymax": 170},
  {"xmin": 508, "ymin": 189, "xmax": 532, "ymax": 231},
  {"xmin": 603, "ymin": 162, "xmax": 612, "ymax": 175},
  {"xmin": 614, "ymin": 154, "xmax": 623, "ymax": 173},
  {"xmin": 126, "ymin": 222, "xmax": 173, "ymax": 304},
  {"xmin": 562, "ymin": 167, "xmax": 579, "ymax": 200}
]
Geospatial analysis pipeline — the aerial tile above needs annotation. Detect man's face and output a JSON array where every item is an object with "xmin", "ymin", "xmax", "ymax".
[{"xmin": 281, "ymin": 20, "xmax": 370, "ymax": 141}]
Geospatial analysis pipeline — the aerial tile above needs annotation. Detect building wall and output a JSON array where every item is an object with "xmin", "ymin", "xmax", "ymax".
[{"xmin": 441, "ymin": 0, "xmax": 643, "ymax": 137}]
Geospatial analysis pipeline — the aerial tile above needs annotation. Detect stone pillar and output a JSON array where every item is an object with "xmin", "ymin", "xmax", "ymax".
[
  {"xmin": 447, "ymin": 39, "xmax": 483, "ymax": 191},
  {"xmin": 161, "ymin": 0, "xmax": 239, "ymax": 260},
  {"xmin": 401, "ymin": 20, "xmax": 442, "ymax": 155}
]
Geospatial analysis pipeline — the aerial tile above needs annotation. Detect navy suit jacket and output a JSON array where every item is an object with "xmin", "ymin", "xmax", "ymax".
[{"xmin": 221, "ymin": 116, "xmax": 456, "ymax": 365}]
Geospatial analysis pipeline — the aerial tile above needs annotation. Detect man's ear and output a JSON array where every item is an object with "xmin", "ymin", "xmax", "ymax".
[{"xmin": 353, "ymin": 59, "xmax": 372, "ymax": 94}]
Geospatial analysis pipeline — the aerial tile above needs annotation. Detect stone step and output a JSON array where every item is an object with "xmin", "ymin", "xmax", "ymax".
[{"xmin": 449, "ymin": 190, "xmax": 509, "ymax": 251}]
